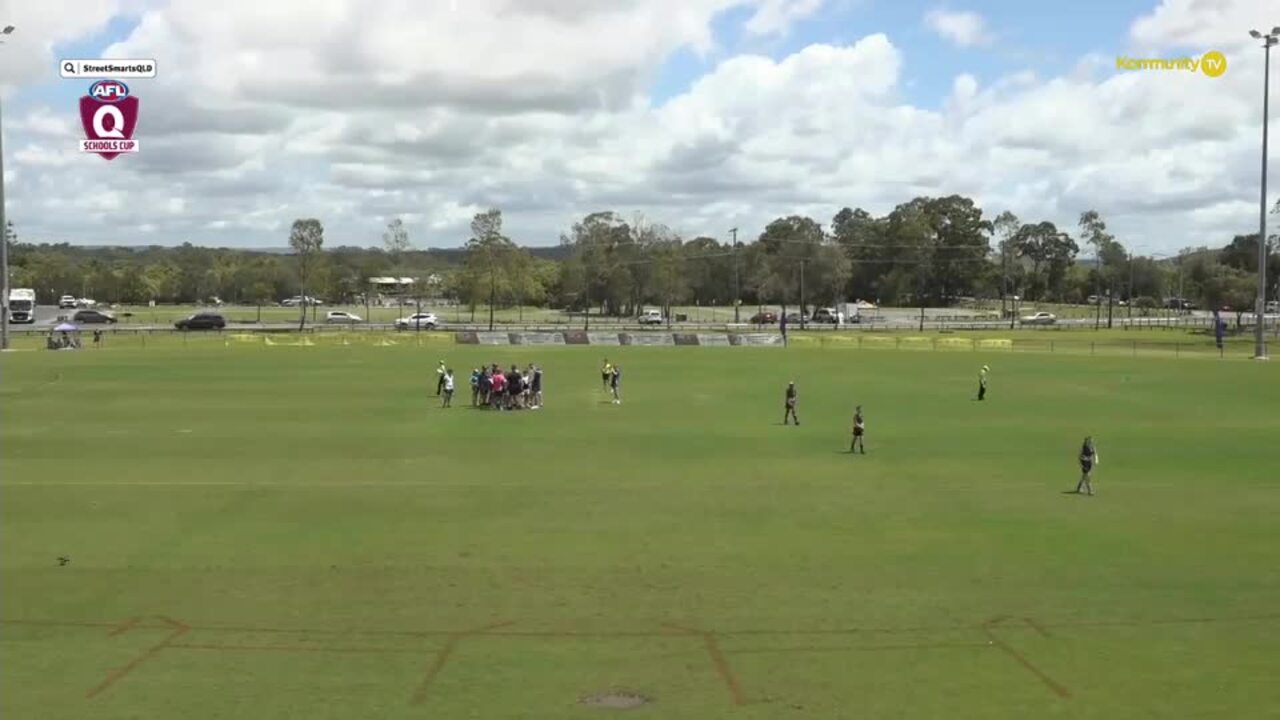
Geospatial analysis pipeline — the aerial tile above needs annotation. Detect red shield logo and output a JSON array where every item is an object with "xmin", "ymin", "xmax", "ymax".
[{"xmin": 79, "ymin": 96, "xmax": 140, "ymax": 161}]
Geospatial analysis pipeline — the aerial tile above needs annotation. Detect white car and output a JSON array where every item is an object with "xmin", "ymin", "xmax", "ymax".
[
  {"xmin": 638, "ymin": 309, "xmax": 664, "ymax": 325},
  {"xmin": 1020, "ymin": 311, "xmax": 1057, "ymax": 325},
  {"xmin": 325, "ymin": 310, "xmax": 363, "ymax": 324},
  {"xmin": 395, "ymin": 312, "xmax": 439, "ymax": 330},
  {"xmin": 58, "ymin": 294, "xmax": 78, "ymax": 309}
]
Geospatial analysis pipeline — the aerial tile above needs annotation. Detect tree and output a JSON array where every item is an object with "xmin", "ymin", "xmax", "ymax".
[
  {"xmin": 248, "ymin": 281, "xmax": 274, "ymax": 323},
  {"xmin": 288, "ymin": 218, "xmax": 325, "ymax": 330},
  {"xmin": 383, "ymin": 218, "xmax": 411, "ymax": 257},
  {"xmin": 1012, "ymin": 221, "xmax": 1078, "ymax": 301},
  {"xmin": 757, "ymin": 215, "xmax": 828, "ymax": 317},
  {"xmin": 465, "ymin": 209, "xmax": 518, "ymax": 331},
  {"xmin": 992, "ymin": 211, "xmax": 1020, "ymax": 313},
  {"xmin": 561, "ymin": 211, "xmax": 633, "ymax": 319},
  {"xmin": 1078, "ymin": 210, "xmax": 1127, "ymax": 323},
  {"xmin": 382, "ymin": 218, "xmax": 412, "ymax": 306}
]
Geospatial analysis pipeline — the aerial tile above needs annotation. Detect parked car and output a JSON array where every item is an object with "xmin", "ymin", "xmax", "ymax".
[
  {"xmin": 394, "ymin": 312, "xmax": 439, "ymax": 330},
  {"xmin": 175, "ymin": 312, "xmax": 226, "ymax": 330},
  {"xmin": 783, "ymin": 312, "xmax": 803, "ymax": 325},
  {"xmin": 58, "ymin": 294, "xmax": 78, "ymax": 309},
  {"xmin": 638, "ymin": 309, "xmax": 664, "ymax": 325},
  {"xmin": 1020, "ymin": 311, "xmax": 1056, "ymax": 325},
  {"xmin": 1267, "ymin": 300, "xmax": 1279, "ymax": 313},
  {"xmin": 72, "ymin": 309, "xmax": 116, "ymax": 324},
  {"xmin": 811, "ymin": 307, "xmax": 844, "ymax": 324},
  {"xmin": 325, "ymin": 311, "xmax": 363, "ymax": 324},
  {"xmin": 750, "ymin": 311, "xmax": 777, "ymax": 324},
  {"xmin": 281, "ymin": 295, "xmax": 325, "ymax": 307},
  {"xmin": 76, "ymin": 298, "xmax": 98, "ymax": 308}
]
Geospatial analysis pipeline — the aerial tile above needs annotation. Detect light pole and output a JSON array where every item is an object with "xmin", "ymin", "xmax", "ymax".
[
  {"xmin": 730, "ymin": 227, "xmax": 739, "ymax": 324},
  {"xmin": 1249, "ymin": 26, "xmax": 1279, "ymax": 359},
  {"xmin": 0, "ymin": 24, "xmax": 15, "ymax": 351}
]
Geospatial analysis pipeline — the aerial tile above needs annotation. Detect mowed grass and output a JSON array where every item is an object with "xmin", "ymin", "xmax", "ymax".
[{"xmin": 1, "ymin": 342, "xmax": 1278, "ymax": 719}]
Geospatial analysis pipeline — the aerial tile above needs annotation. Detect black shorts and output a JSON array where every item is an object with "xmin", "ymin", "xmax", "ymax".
[
  {"xmin": 1080, "ymin": 461, "xmax": 1093, "ymax": 474},
  {"xmin": 854, "ymin": 427, "xmax": 863, "ymax": 436}
]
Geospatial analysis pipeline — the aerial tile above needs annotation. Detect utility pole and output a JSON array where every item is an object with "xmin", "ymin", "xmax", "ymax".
[
  {"xmin": 1177, "ymin": 254, "xmax": 1185, "ymax": 316},
  {"xmin": 488, "ymin": 263, "xmax": 496, "ymax": 332},
  {"xmin": 1000, "ymin": 246, "xmax": 1008, "ymax": 319},
  {"xmin": 798, "ymin": 258, "xmax": 806, "ymax": 330},
  {"xmin": 730, "ymin": 227, "xmax": 740, "ymax": 324},
  {"xmin": 0, "ymin": 25, "xmax": 14, "ymax": 352},
  {"xmin": 1128, "ymin": 251, "xmax": 1135, "ymax": 320}
]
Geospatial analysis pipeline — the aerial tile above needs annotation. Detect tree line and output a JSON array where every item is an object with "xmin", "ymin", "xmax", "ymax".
[{"xmin": 7, "ymin": 196, "xmax": 1278, "ymax": 319}]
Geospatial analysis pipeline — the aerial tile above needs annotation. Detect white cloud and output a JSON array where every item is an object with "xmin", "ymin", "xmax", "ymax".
[
  {"xmin": 744, "ymin": 0, "xmax": 827, "ymax": 36},
  {"xmin": 924, "ymin": 8, "xmax": 992, "ymax": 49},
  {"xmin": 2, "ymin": 0, "xmax": 1277, "ymax": 255},
  {"xmin": 0, "ymin": 0, "xmax": 160, "ymax": 85}
]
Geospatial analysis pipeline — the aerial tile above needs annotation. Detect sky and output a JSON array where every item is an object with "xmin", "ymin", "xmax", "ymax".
[{"xmin": 0, "ymin": 0, "xmax": 1277, "ymax": 253}]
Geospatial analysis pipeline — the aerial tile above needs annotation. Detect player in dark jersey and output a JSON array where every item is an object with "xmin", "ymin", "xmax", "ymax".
[
  {"xmin": 783, "ymin": 382, "xmax": 799, "ymax": 425},
  {"xmin": 850, "ymin": 406, "xmax": 865, "ymax": 454},
  {"xmin": 530, "ymin": 365, "xmax": 543, "ymax": 409},
  {"xmin": 610, "ymin": 365, "xmax": 621, "ymax": 404},
  {"xmin": 1075, "ymin": 436, "xmax": 1098, "ymax": 495}
]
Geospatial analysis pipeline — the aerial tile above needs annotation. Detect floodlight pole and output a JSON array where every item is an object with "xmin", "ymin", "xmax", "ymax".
[{"xmin": 1251, "ymin": 27, "xmax": 1279, "ymax": 359}]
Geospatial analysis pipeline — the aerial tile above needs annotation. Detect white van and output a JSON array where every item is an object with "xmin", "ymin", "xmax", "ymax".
[{"xmin": 638, "ymin": 309, "xmax": 664, "ymax": 325}]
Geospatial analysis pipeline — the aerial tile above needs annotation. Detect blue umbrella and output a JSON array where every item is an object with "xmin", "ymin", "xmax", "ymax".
[{"xmin": 53, "ymin": 322, "xmax": 78, "ymax": 332}]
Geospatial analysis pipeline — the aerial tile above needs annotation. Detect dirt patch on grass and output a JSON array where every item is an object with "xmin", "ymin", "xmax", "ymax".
[{"xmin": 579, "ymin": 691, "xmax": 651, "ymax": 709}]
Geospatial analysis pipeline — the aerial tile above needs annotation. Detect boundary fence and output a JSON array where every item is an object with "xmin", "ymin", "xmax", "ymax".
[{"xmin": 7, "ymin": 328, "xmax": 1271, "ymax": 361}]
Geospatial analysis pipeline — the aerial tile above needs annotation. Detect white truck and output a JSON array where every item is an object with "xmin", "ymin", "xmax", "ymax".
[{"xmin": 7, "ymin": 288, "xmax": 36, "ymax": 324}]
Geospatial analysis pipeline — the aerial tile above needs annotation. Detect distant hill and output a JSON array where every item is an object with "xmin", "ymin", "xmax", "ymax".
[{"xmin": 69, "ymin": 244, "xmax": 574, "ymax": 261}]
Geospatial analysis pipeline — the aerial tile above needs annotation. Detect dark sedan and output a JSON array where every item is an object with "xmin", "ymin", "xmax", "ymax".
[
  {"xmin": 72, "ymin": 309, "xmax": 116, "ymax": 324},
  {"xmin": 175, "ymin": 312, "xmax": 227, "ymax": 330}
]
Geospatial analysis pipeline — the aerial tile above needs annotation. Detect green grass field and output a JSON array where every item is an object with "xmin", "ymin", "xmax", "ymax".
[{"xmin": 2, "ymin": 340, "xmax": 1279, "ymax": 719}]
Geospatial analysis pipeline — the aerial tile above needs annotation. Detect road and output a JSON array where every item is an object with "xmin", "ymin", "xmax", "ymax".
[{"xmin": 12, "ymin": 304, "xmax": 1246, "ymax": 334}]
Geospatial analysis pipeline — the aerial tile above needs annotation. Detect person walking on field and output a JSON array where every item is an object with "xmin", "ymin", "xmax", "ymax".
[
  {"xmin": 436, "ymin": 360, "xmax": 447, "ymax": 396},
  {"xmin": 610, "ymin": 365, "xmax": 622, "ymax": 404},
  {"xmin": 530, "ymin": 365, "xmax": 544, "ymax": 409},
  {"xmin": 850, "ymin": 406, "xmax": 865, "ymax": 454},
  {"xmin": 783, "ymin": 382, "xmax": 799, "ymax": 425},
  {"xmin": 602, "ymin": 358, "xmax": 613, "ymax": 391},
  {"xmin": 1074, "ymin": 436, "xmax": 1099, "ymax": 495},
  {"xmin": 442, "ymin": 369, "xmax": 455, "ymax": 408},
  {"xmin": 977, "ymin": 365, "xmax": 989, "ymax": 401}
]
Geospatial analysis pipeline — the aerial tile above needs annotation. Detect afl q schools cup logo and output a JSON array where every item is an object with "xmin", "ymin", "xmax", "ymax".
[{"xmin": 79, "ymin": 79, "xmax": 140, "ymax": 160}]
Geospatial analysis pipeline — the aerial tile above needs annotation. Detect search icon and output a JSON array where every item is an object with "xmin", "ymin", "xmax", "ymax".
[{"xmin": 63, "ymin": 61, "xmax": 77, "ymax": 74}]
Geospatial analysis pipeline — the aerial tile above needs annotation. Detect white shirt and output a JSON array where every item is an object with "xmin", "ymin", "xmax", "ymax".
[{"xmin": 444, "ymin": 375, "xmax": 454, "ymax": 391}]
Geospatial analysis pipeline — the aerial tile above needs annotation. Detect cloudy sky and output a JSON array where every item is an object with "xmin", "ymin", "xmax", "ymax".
[{"xmin": 0, "ymin": 0, "xmax": 1276, "ymax": 252}]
